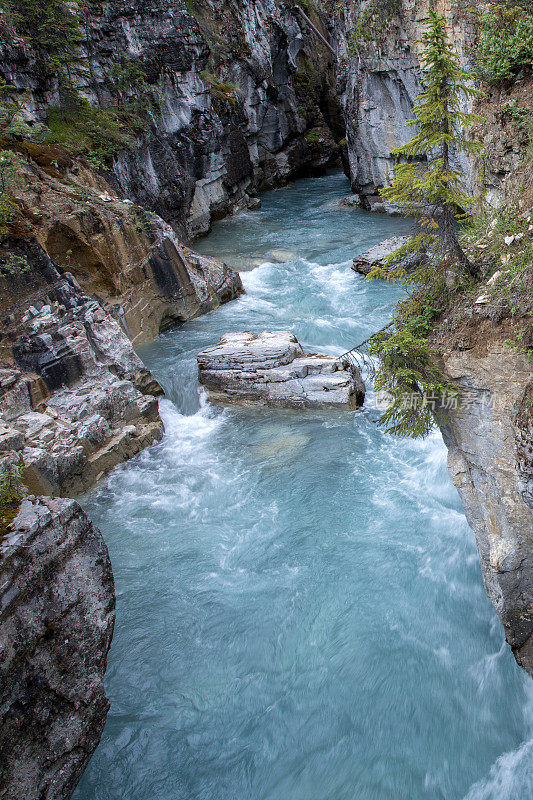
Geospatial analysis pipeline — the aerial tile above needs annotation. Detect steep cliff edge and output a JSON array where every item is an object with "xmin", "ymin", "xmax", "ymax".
[
  {"xmin": 434, "ymin": 72, "xmax": 533, "ymax": 673},
  {"xmin": 0, "ymin": 496, "xmax": 115, "ymax": 800},
  {"xmin": 0, "ymin": 0, "xmax": 346, "ymax": 238},
  {"xmin": 4, "ymin": 154, "xmax": 243, "ymax": 343},
  {"xmin": 438, "ymin": 335, "xmax": 532, "ymax": 672}
]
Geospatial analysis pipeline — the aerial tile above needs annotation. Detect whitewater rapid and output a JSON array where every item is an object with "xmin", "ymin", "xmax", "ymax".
[{"xmin": 75, "ymin": 173, "xmax": 532, "ymax": 800}]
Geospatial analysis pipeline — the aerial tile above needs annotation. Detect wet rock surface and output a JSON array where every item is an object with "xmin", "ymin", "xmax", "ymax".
[
  {"xmin": 352, "ymin": 236, "xmax": 411, "ymax": 276},
  {"xmin": 0, "ymin": 496, "xmax": 115, "ymax": 800},
  {"xmin": 197, "ymin": 331, "xmax": 365, "ymax": 409}
]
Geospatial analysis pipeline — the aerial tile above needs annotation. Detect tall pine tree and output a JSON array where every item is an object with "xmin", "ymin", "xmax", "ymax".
[
  {"xmin": 377, "ymin": 10, "xmax": 483, "ymax": 277},
  {"xmin": 364, "ymin": 12, "xmax": 486, "ymax": 439}
]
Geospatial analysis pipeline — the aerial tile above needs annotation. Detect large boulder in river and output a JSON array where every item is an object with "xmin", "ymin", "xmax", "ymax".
[
  {"xmin": 352, "ymin": 236, "xmax": 413, "ymax": 276},
  {"xmin": 197, "ymin": 331, "xmax": 365, "ymax": 409}
]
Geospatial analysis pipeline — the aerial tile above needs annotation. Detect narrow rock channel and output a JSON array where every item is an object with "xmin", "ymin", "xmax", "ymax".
[{"xmin": 73, "ymin": 174, "xmax": 533, "ymax": 800}]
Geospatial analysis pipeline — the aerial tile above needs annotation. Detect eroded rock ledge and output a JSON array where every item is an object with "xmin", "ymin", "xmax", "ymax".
[
  {"xmin": 0, "ymin": 250, "xmax": 165, "ymax": 497},
  {"xmin": 197, "ymin": 331, "xmax": 365, "ymax": 409},
  {"xmin": 0, "ymin": 496, "xmax": 115, "ymax": 800},
  {"xmin": 6, "ymin": 158, "xmax": 244, "ymax": 344}
]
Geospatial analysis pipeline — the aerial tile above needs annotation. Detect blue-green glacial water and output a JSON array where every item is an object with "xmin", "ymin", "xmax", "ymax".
[{"xmin": 75, "ymin": 172, "xmax": 532, "ymax": 800}]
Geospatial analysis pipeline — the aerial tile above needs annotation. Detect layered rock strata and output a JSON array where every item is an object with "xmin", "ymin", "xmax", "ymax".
[
  {"xmin": 437, "ymin": 331, "xmax": 533, "ymax": 674},
  {"xmin": 6, "ymin": 158, "xmax": 243, "ymax": 344},
  {"xmin": 197, "ymin": 330, "xmax": 365, "ymax": 409},
  {"xmin": 0, "ymin": 496, "xmax": 115, "ymax": 800},
  {"xmin": 0, "ymin": 248, "xmax": 164, "ymax": 497}
]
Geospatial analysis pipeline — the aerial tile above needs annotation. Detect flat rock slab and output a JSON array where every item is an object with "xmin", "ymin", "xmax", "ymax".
[
  {"xmin": 197, "ymin": 331, "xmax": 365, "ymax": 409},
  {"xmin": 352, "ymin": 236, "xmax": 410, "ymax": 275}
]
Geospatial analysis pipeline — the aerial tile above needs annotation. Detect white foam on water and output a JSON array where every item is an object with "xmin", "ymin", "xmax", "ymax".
[
  {"xmin": 158, "ymin": 392, "xmax": 222, "ymax": 444},
  {"xmin": 75, "ymin": 173, "xmax": 531, "ymax": 800},
  {"xmin": 241, "ymin": 262, "xmax": 275, "ymax": 292},
  {"xmin": 463, "ymin": 694, "xmax": 533, "ymax": 800}
]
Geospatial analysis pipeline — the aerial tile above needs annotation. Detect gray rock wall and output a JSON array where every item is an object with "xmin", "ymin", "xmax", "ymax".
[
  {"xmin": 327, "ymin": 0, "xmax": 479, "ymax": 205},
  {"xmin": 0, "ymin": 496, "xmax": 115, "ymax": 800},
  {"xmin": 440, "ymin": 342, "xmax": 533, "ymax": 673},
  {"xmin": 0, "ymin": 244, "xmax": 165, "ymax": 497},
  {"xmin": 0, "ymin": 0, "xmax": 345, "ymax": 238}
]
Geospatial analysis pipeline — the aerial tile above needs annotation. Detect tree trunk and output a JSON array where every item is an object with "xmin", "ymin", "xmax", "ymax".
[{"xmin": 441, "ymin": 117, "xmax": 478, "ymax": 278}]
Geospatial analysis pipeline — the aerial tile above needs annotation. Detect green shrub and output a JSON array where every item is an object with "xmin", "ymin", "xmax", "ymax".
[
  {"xmin": 305, "ymin": 128, "xmax": 321, "ymax": 144},
  {"xmin": 0, "ymin": 149, "xmax": 25, "ymax": 237},
  {"xmin": 475, "ymin": 3, "xmax": 533, "ymax": 83},
  {"xmin": 3, "ymin": 4, "xmax": 157, "ymax": 163},
  {"xmin": 504, "ymin": 100, "xmax": 533, "ymax": 157},
  {"xmin": 368, "ymin": 279, "xmax": 458, "ymax": 438},
  {"xmin": 4, "ymin": 0, "xmax": 83, "ymax": 89},
  {"xmin": 109, "ymin": 52, "xmax": 161, "ymax": 117},
  {"xmin": 200, "ymin": 70, "xmax": 240, "ymax": 106},
  {"xmin": 46, "ymin": 102, "xmax": 134, "ymax": 167},
  {"xmin": 461, "ymin": 203, "xmax": 533, "ymax": 361},
  {"xmin": 0, "ymin": 253, "xmax": 30, "ymax": 274},
  {"xmin": 294, "ymin": 58, "xmax": 318, "ymax": 94},
  {"xmin": 0, "ymin": 465, "xmax": 25, "ymax": 508},
  {"xmin": 348, "ymin": 0, "xmax": 400, "ymax": 51},
  {"xmin": 294, "ymin": 0, "xmax": 318, "ymax": 14}
]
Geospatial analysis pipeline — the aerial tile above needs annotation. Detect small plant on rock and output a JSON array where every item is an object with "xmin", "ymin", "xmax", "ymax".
[
  {"xmin": 0, "ymin": 464, "xmax": 26, "ymax": 508},
  {"xmin": 0, "ymin": 149, "xmax": 25, "ymax": 238},
  {"xmin": 474, "ymin": 2, "xmax": 533, "ymax": 84}
]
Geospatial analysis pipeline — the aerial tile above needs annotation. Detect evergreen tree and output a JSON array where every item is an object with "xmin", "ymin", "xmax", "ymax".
[
  {"xmin": 5, "ymin": 0, "xmax": 82, "ymax": 99},
  {"xmin": 377, "ymin": 9, "xmax": 483, "ymax": 278},
  {"xmin": 365, "ymin": 12, "xmax": 487, "ymax": 439}
]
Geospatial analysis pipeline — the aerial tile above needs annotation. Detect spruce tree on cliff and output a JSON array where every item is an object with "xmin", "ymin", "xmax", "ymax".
[
  {"xmin": 364, "ymin": 12, "xmax": 486, "ymax": 439},
  {"xmin": 375, "ymin": 10, "xmax": 483, "ymax": 279}
]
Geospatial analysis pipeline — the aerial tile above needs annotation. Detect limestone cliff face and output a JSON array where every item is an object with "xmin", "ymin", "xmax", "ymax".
[
  {"xmin": 7, "ymin": 155, "xmax": 243, "ymax": 344},
  {"xmin": 0, "ymin": 496, "xmax": 115, "ymax": 800},
  {"xmin": 438, "ymin": 335, "xmax": 532, "ymax": 673},
  {"xmin": 326, "ymin": 0, "xmax": 480, "ymax": 206},
  {"xmin": 0, "ymin": 242, "xmax": 165, "ymax": 496},
  {"xmin": 432, "ymin": 72, "xmax": 533, "ymax": 673},
  {"xmin": 0, "ymin": 0, "xmax": 345, "ymax": 238}
]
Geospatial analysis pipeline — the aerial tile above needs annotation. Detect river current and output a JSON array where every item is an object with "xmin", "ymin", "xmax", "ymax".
[{"xmin": 75, "ymin": 173, "xmax": 532, "ymax": 800}]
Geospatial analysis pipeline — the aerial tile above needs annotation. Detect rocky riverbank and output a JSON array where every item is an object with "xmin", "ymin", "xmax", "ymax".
[
  {"xmin": 0, "ymin": 1, "xmax": 531, "ymax": 797},
  {"xmin": 0, "ymin": 496, "xmax": 115, "ymax": 800}
]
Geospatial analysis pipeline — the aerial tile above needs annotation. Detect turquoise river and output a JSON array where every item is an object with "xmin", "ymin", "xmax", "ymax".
[{"xmin": 74, "ymin": 172, "xmax": 532, "ymax": 800}]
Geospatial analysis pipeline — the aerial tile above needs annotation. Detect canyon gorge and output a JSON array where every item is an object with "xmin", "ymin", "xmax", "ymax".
[{"xmin": 0, "ymin": 1, "xmax": 531, "ymax": 798}]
